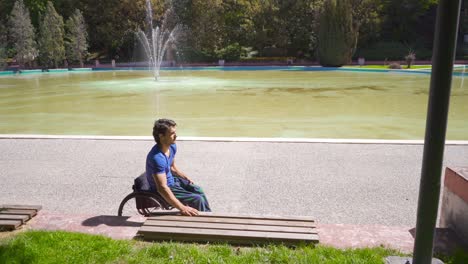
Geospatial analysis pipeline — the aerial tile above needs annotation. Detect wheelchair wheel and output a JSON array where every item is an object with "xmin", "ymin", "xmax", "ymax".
[{"xmin": 118, "ymin": 192, "xmax": 163, "ymax": 217}]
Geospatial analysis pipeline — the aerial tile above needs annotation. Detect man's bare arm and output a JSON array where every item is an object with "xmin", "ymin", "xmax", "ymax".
[{"xmin": 153, "ymin": 173, "xmax": 198, "ymax": 216}]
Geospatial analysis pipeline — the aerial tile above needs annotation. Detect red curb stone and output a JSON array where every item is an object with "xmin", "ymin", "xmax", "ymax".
[{"xmin": 444, "ymin": 167, "xmax": 468, "ymax": 202}]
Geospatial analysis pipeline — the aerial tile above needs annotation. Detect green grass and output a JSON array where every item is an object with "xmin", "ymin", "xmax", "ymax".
[{"xmin": 0, "ymin": 230, "xmax": 466, "ymax": 263}]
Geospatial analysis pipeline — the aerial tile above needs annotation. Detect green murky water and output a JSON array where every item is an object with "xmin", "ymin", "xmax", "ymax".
[{"xmin": 0, "ymin": 70, "xmax": 467, "ymax": 139}]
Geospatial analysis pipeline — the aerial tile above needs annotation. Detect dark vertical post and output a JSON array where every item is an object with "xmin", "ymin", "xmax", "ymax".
[{"xmin": 412, "ymin": 0, "xmax": 462, "ymax": 263}]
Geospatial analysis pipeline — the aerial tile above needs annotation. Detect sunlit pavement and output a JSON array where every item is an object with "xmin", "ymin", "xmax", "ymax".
[
  {"xmin": 1, "ymin": 137, "xmax": 467, "ymax": 251},
  {"xmin": 2, "ymin": 137, "xmax": 468, "ymax": 226}
]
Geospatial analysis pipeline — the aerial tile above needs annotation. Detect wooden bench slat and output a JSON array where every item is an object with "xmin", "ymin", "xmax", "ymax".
[
  {"xmin": 1, "ymin": 205, "xmax": 42, "ymax": 211},
  {"xmin": 143, "ymin": 219, "xmax": 317, "ymax": 234},
  {"xmin": 147, "ymin": 215, "xmax": 315, "ymax": 228},
  {"xmin": 196, "ymin": 212, "xmax": 316, "ymax": 222},
  {"xmin": 0, "ymin": 209, "xmax": 37, "ymax": 217},
  {"xmin": 138, "ymin": 226, "xmax": 319, "ymax": 242},
  {"xmin": 0, "ymin": 220, "xmax": 22, "ymax": 231},
  {"xmin": 0, "ymin": 214, "xmax": 30, "ymax": 224}
]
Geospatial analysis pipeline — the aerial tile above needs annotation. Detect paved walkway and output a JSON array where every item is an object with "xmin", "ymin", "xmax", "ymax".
[
  {"xmin": 20, "ymin": 211, "xmax": 461, "ymax": 253},
  {"xmin": 1, "ymin": 137, "xmax": 467, "ymax": 252}
]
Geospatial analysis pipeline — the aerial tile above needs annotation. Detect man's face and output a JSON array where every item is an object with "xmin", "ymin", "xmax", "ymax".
[{"xmin": 160, "ymin": 126, "xmax": 177, "ymax": 145}]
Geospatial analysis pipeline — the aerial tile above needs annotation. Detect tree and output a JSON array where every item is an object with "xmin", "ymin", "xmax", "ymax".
[
  {"xmin": 78, "ymin": 0, "xmax": 163, "ymax": 60},
  {"xmin": 65, "ymin": 9, "xmax": 88, "ymax": 67},
  {"xmin": 317, "ymin": 0, "xmax": 358, "ymax": 66},
  {"xmin": 8, "ymin": 0, "xmax": 38, "ymax": 67},
  {"xmin": 276, "ymin": 0, "xmax": 323, "ymax": 57},
  {"xmin": 191, "ymin": 0, "xmax": 224, "ymax": 52},
  {"xmin": 0, "ymin": 23, "xmax": 6, "ymax": 69},
  {"xmin": 38, "ymin": 1, "xmax": 65, "ymax": 68},
  {"xmin": 350, "ymin": 0, "xmax": 383, "ymax": 48},
  {"xmin": 0, "ymin": 47, "xmax": 5, "ymax": 70},
  {"xmin": 380, "ymin": 0, "xmax": 437, "ymax": 42}
]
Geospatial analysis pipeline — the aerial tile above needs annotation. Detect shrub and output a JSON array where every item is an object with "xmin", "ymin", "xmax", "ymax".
[
  {"xmin": 177, "ymin": 47, "xmax": 217, "ymax": 63},
  {"xmin": 388, "ymin": 62, "xmax": 401, "ymax": 69},
  {"xmin": 356, "ymin": 41, "xmax": 432, "ymax": 61},
  {"xmin": 262, "ymin": 47, "xmax": 287, "ymax": 57},
  {"xmin": 216, "ymin": 43, "xmax": 242, "ymax": 62},
  {"xmin": 239, "ymin": 57, "xmax": 295, "ymax": 63},
  {"xmin": 356, "ymin": 41, "xmax": 407, "ymax": 61},
  {"xmin": 317, "ymin": 0, "xmax": 358, "ymax": 67}
]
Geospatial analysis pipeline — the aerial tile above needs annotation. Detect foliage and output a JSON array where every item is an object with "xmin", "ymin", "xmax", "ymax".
[
  {"xmin": 38, "ymin": 1, "xmax": 65, "ymax": 68},
  {"xmin": 405, "ymin": 51, "xmax": 416, "ymax": 68},
  {"xmin": 0, "ymin": 23, "xmax": 6, "ymax": 69},
  {"xmin": 435, "ymin": 247, "xmax": 468, "ymax": 264},
  {"xmin": 0, "ymin": 0, "xmax": 445, "ymax": 62},
  {"xmin": 8, "ymin": 0, "xmax": 38, "ymax": 67},
  {"xmin": 0, "ymin": 230, "xmax": 406, "ymax": 264},
  {"xmin": 65, "ymin": 9, "xmax": 88, "ymax": 67},
  {"xmin": 318, "ymin": 0, "xmax": 358, "ymax": 67},
  {"xmin": 356, "ymin": 41, "xmax": 432, "ymax": 61},
  {"xmin": 177, "ymin": 46, "xmax": 217, "ymax": 63},
  {"xmin": 359, "ymin": 41, "xmax": 407, "ymax": 61},
  {"xmin": 0, "ymin": 46, "xmax": 6, "ymax": 70},
  {"xmin": 380, "ymin": 0, "xmax": 437, "ymax": 43},
  {"xmin": 262, "ymin": 46, "xmax": 287, "ymax": 57},
  {"xmin": 77, "ymin": 0, "xmax": 164, "ymax": 60},
  {"xmin": 351, "ymin": 0, "xmax": 383, "ymax": 48},
  {"xmin": 190, "ymin": 0, "xmax": 224, "ymax": 53},
  {"xmin": 216, "ymin": 42, "xmax": 242, "ymax": 61},
  {"xmin": 247, "ymin": 0, "xmax": 323, "ymax": 57}
]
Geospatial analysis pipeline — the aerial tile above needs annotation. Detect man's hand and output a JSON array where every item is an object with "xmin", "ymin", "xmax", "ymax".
[
  {"xmin": 180, "ymin": 205, "xmax": 199, "ymax": 216},
  {"xmin": 185, "ymin": 176, "xmax": 194, "ymax": 184}
]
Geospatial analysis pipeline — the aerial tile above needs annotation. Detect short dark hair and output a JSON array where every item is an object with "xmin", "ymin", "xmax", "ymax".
[{"xmin": 152, "ymin": 118, "xmax": 177, "ymax": 144}]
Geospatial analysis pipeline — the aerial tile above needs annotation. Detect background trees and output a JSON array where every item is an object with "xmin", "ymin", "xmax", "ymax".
[
  {"xmin": 0, "ymin": 0, "xmax": 465, "ymax": 66},
  {"xmin": 65, "ymin": 9, "xmax": 88, "ymax": 67},
  {"xmin": 0, "ymin": 23, "xmax": 6, "ymax": 69},
  {"xmin": 8, "ymin": 0, "xmax": 38, "ymax": 67},
  {"xmin": 317, "ymin": 0, "xmax": 357, "ymax": 66},
  {"xmin": 38, "ymin": 1, "xmax": 65, "ymax": 68}
]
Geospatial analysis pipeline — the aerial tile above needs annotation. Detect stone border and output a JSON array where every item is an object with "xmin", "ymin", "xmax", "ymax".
[
  {"xmin": 1, "ymin": 134, "xmax": 468, "ymax": 145},
  {"xmin": 440, "ymin": 167, "xmax": 468, "ymax": 245}
]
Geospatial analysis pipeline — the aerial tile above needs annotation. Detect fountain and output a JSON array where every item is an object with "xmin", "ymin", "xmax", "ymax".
[{"xmin": 137, "ymin": 0, "xmax": 180, "ymax": 81}]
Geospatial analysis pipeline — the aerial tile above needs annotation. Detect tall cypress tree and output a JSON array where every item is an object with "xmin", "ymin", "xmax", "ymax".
[
  {"xmin": 0, "ymin": 23, "xmax": 6, "ymax": 69},
  {"xmin": 317, "ymin": 0, "xmax": 358, "ymax": 67},
  {"xmin": 8, "ymin": 0, "xmax": 38, "ymax": 68},
  {"xmin": 38, "ymin": 1, "xmax": 65, "ymax": 68},
  {"xmin": 65, "ymin": 9, "xmax": 88, "ymax": 68}
]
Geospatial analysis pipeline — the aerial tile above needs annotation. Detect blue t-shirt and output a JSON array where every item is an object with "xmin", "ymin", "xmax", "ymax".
[{"xmin": 146, "ymin": 144, "xmax": 177, "ymax": 191}]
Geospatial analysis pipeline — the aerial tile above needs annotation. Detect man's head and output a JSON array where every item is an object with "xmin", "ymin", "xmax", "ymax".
[{"xmin": 153, "ymin": 118, "xmax": 177, "ymax": 145}]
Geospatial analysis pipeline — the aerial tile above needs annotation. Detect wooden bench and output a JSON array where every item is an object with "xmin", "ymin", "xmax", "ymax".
[
  {"xmin": 0, "ymin": 205, "xmax": 42, "ymax": 231},
  {"xmin": 138, "ymin": 213, "xmax": 319, "ymax": 245}
]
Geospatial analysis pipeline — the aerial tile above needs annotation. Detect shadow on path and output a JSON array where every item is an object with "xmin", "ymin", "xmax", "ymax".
[
  {"xmin": 409, "ymin": 227, "xmax": 468, "ymax": 255},
  {"xmin": 82, "ymin": 215, "xmax": 144, "ymax": 227}
]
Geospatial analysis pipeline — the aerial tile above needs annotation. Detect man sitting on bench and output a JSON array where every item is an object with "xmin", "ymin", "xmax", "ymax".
[{"xmin": 146, "ymin": 118, "xmax": 211, "ymax": 216}]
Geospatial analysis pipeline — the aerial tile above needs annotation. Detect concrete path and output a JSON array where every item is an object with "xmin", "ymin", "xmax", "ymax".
[{"xmin": 1, "ymin": 137, "xmax": 467, "ymax": 227}]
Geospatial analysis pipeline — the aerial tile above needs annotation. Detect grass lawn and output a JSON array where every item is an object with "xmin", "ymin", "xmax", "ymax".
[
  {"xmin": 0, "ymin": 230, "xmax": 467, "ymax": 264},
  {"xmin": 346, "ymin": 65, "xmax": 432, "ymax": 70},
  {"xmin": 0, "ymin": 230, "xmax": 399, "ymax": 264}
]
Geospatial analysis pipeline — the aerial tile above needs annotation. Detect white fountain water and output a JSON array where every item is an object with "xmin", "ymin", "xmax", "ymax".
[{"xmin": 137, "ymin": 0, "xmax": 180, "ymax": 81}]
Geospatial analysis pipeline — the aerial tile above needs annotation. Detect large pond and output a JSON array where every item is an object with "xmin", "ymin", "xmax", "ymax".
[{"xmin": 0, "ymin": 68, "xmax": 467, "ymax": 139}]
